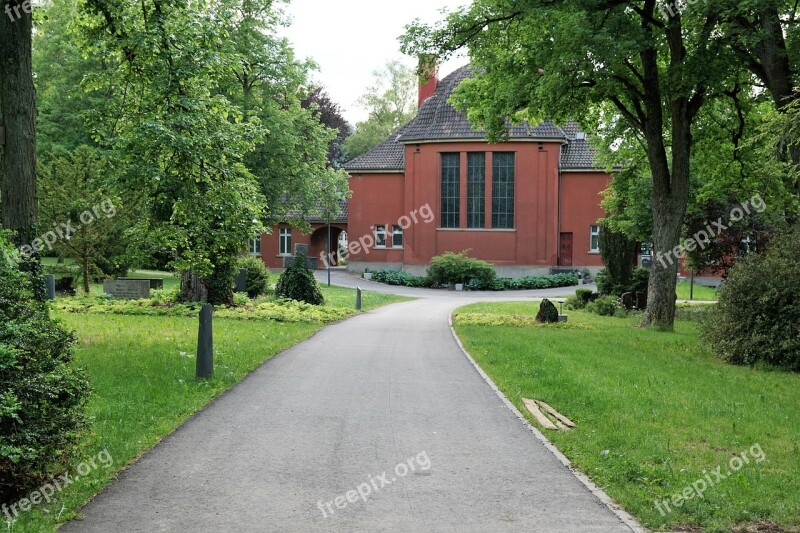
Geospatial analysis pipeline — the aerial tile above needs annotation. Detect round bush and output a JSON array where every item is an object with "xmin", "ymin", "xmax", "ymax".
[
  {"xmin": 0, "ymin": 234, "xmax": 89, "ymax": 502},
  {"xmin": 701, "ymin": 228, "xmax": 800, "ymax": 371},
  {"xmin": 237, "ymin": 256, "xmax": 271, "ymax": 298},
  {"xmin": 536, "ymin": 299, "xmax": 559, "ymax": 323},
  {"xmin": 426, "ymin": 251, "xmax": 496, "ymax": 288},
  {"xmin": 275, "ymin": 254, "xmax": 324, "ymax": 305}
]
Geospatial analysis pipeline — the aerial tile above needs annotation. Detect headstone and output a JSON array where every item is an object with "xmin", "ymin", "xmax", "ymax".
[
  {"xmin": 196, "ymin": 304, "xmax": 213, "ymax": 380},
  {"xmin": 103, "ymin": 279, "xmax": 151, "ymax": 299},
  {"xmin": 536, "ymin": 299, "xmax": 559, "ymax": 323},
  {"xmin": 44, "ymin": 275, "xmax": 56, "ymax": 300},
  {"xmin": 558, "ymin": 315, "xmax": 568, "ymax": 323},
  {"xmin": 235, "ymin": 268, "xmax": 248, "ymax": 293},
  {"xmin": 636, "ymin": 292, "xmax": 647, "ymax": 310},
  {"xmin": 120, "ymin": 278, "xmax": 164, "ymax": 290},
  {"xmin": 621, "ymin": 292, "xmax": 635, "ymax": 310},
  {"xmin": 294, "ymin": 243, "xmax": 309, "ymax": 256}
]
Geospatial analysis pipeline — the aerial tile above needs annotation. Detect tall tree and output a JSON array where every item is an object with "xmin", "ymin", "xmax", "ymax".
[
  {"xmin": 0, "ymin": 0, "xmax": 44, "ymax": 298},
  {"xmin": 403, "ymin": 0, "xmax": 739, "ymax": 331},
  {"xmin": 221, "ymin": 0, "xmax": 349, "ymax": 227},
  {"xmin": 343, "ymin": 60, "xmax": 417, "ymax": 160},
  {"xmin": 78, "ymin": 0, "xmax": 265, "ymax": 305},
  {"xmin": 301, "ymin": 87, "xmax": 351, "ymax": 168}
]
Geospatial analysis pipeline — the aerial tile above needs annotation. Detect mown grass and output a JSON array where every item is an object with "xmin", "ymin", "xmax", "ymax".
[
  {"xmin": 7, "ymin": 287, "xmax": 408, "ymax": 532},
  {"xmin": 676, "ymin": 280, "xmax": 718, "ymax": 301},
  {"xmin": 453, "ymin": 302, "xmax": 800, "ymax": 532}
]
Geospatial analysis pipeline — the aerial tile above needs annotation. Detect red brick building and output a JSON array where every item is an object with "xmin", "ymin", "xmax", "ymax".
[{"xmin": 258, "ymin": 66, "xmax": 612, "ymax": 277}]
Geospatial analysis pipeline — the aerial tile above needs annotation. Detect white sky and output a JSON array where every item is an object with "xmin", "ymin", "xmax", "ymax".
[{"xmin": 280, "ymin": 0, "xmax": 469, "ymax": 125}]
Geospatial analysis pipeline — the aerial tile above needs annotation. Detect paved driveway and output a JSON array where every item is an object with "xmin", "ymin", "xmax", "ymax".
[{"xmin": 62, "ymin": 276, "xmax": 640, "ymax": 532}]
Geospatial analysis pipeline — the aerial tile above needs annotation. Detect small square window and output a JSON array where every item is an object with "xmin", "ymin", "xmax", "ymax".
[
  {"xmin": 392, "ymin": 225, "xmax": 403, "ymax": 248},
  {"xmin": 375, "ymin": 225, "xmax": 387, "ymax": 248}
]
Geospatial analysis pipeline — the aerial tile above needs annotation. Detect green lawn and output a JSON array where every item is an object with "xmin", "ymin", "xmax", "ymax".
[
  {"xmin": 453, "ymin": 302, "xmax": 800, "ymax": 532},
  {"xmin": 8, "ymin": 287, "xmax": 408, "ymax": 532},
  {"xmin": 676, "ymin": 280, "xmax": 718, "ymax": 301}
]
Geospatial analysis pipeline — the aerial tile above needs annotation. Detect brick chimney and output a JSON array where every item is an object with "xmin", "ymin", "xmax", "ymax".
[{"xmin": 418, "ymin": 56, "xmax": 439, "ymax": 108}]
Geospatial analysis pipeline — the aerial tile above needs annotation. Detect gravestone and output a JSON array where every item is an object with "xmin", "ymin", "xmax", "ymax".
[
  {"xmin": 103, "ymin": 279, "xmax": 151, "ymax": 299},
  {"xmin": 44, "ymin": 275, "xmax": 56, "ymax": 300},
  {"xmin": 120, "ymin": 277, "xmax": 164, "ymax": 290},
  {"xmin": 635, "ymin": 292, "xmax": 647, "ymax": 309},
  {"xmin": 621, "ymin": 292, "xmax": 635, "ymax": 310},
  {"xmin": 235, "ymin": 268, "xmax": 248, "ymax": 293}
]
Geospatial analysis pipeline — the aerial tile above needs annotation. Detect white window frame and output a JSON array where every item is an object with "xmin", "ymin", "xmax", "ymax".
[
  {"xmin": 590, "ymin": 225, "xmax": 601, "ymax": 253},
  {"xmin": 279, "ymin": 228, "xmax": 292, "ymax": 256},
  {"xmin": 248, "ymin": 234, "xmax": 262, "ymax": 256},
  {"xmin": 391, "ymin": 225, "xmax": 404, "ymax": 248},
  {"xmin": 374, "ymin": 225, "xmax": 387, "ymax": 248}
]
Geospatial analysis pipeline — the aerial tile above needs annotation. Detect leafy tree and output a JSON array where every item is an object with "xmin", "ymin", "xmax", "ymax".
[
  {"xmin": 220, "ymin": 0, "xmax": 349, "ymax": 228},
  {"xmin": 597, "ymin": 223, "xmax": 639, "ymax": 296},
  {"xmin": 78, "ymin": 0, "xmax": 265, "ymax": 305},
  {"xmin": 32, "ymin": 0, "xmax": 101, "ymax": 157},
  {"xmin": 237, "ymin": 255, "xmax": 270, "ymax": 299},
  {"xmin": 343, "ymin": 60, "xmax": 417, "ymax": 160},
  {"xmin": 301, "ymin": 87, "xmax": 352, "ymax": 168},
  {"xmin": 38, "ymin": 146, "xmax": 132, "ymax": 293},
  {"xmin": 402, "ymin": 0, "xmax": 741, "ymax": 331}
]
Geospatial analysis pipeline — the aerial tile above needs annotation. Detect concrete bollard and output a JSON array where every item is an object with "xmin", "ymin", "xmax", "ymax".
[
  {"xmin": 44, "ymin": 275, "xmax": 56, "ymax": 301},
  {"xmin": 356, "ymin": 287, "xmax": 362, "ymax": 310},
  {"xmin": 196, "ymin": 304, "xmax": 214, "ymax": 379}
]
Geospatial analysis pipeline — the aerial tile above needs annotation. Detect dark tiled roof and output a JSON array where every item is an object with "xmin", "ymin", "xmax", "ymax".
[
  {"xmin": 343, "ymin": 124, "xmax": 408, "ymax": 172},
  {"xmin": 398, "ymin": 66, "xmax": 567, "ymax": 142},
  {"xmin": 343, "ymin": 66, "xmax": 606, "ymax": 172},
  {"xmin": 279, "ymin": 199, "xmax": 349, "ymax": 223}
]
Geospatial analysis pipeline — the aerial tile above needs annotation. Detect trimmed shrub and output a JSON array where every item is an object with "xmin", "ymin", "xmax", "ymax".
[
  {"xmin": 586, "ymin": 295, "xmax": 625, "ymax": 317},
  {"xmin": 535, "ymin": 299, "xmax": 559, "ymax": 323},
  {"xmin": 567, "ymin": 289, "xmax": 599, "ymax": 310},
  {"xmin": 371, "ymin": 270, "xmax": 430, "ymax": 288},
  {"xmin": 275, "ymin": 253, "xmax": 324, "ymax": 305},
  {"xmin": 0, "ymin": 234, "xmax": 89, "ymax": 502},
  {"xmin": 596, "ymin": 267, "xmax": 649, "ymax": 296},
  {"xmin": 237, "ymin": 256, "xmax": 271, "ymax": 298},
  {"xmin": 426, "ymin": 251, "xmax": 496, "ymax": 288},
  {"xmin": 701, "ymin": 228, "xmax": 800, "ymax": 371}
]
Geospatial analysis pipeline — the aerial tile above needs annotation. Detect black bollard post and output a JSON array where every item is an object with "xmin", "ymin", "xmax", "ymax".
[
  {"xmin": 196, "ymin": 304, "xmax": 214, "ymax": 379},
  {"xmin": 355, "ymin": 287, "xmax": 362, "ymax": 310},
  {"xmin": 44, "ymin": 275, "xmax": 56, "ymax": 301}
]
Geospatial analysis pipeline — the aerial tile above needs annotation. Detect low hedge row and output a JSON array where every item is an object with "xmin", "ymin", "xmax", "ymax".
[{"xmin": 370, "ymin": 270, "xmax": 578, "ymax": 291}]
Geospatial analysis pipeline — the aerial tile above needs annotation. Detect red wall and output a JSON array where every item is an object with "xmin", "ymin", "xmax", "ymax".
[
  {"xmin": 346, "ymin": 172, "xmax": 407, "ymax": 264},
  {"xmin": 559, "ymin": 171, "xmax": 610, "ymax": 267},
  {"xmin": 402, "ymin": 141, "xmax": 562, "ymax": 267}
]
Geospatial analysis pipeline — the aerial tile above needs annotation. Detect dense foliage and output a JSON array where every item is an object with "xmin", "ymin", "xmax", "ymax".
[
  {"xmin": 596, "ymin": 268, "xmax": 650, "ymax": 297},
  {"xmin": 275, "ymin": 254, "xmax": 324, "ymax": 305},
  {"xmin": 0, "ymin": 235, "xmax": 89, "ymax": 501},
  {"xmin": 371, "ymin": 270, "xmax": 431, "ymax": 288},
  {"xmin": 426, "ymin": 251, "xmax": 496, "ymax": 288},
  {"xmin": 237, "ymin": 256, "xmax": 271, "ymax": 299},
  {"xmin": 702, "ymin": 228, "xmax": 800, "ymax": 371},
  {"xmin": 370, "ymin": 267, "xmax": 577, "ymax": 292},
  {"xmin": 535, "ymin": 299, "xmax": 559, "ymax": 323},
  {"xmin": 598, "ymin": 223, "xmax": 638, "ymax": 296}
]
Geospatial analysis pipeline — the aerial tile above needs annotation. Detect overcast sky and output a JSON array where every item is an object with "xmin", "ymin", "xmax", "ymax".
[{"xmin": 280, "ymin": 0, "xmax": 469, "ymax": 125}]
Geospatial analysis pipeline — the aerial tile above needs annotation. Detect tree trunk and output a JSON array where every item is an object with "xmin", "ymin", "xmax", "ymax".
[
  {"xmin": 180, "ymin": 271, "xmax": 208, "ymax": 303},
  {"xmin": 0, "ymin": 5, "xmax": 44, "ymax": 299},
  {"xmin": 82, "ymin": 249, "xmax": 91, "ymax": 294}
]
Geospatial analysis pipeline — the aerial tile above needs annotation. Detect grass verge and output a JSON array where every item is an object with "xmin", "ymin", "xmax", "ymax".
[
  {"xmin": 7, "ymin": 288, "xmax": 407, "ymax": 532},
  {"xmin": 676, "ymin": 280, "xmax": 718, "ymax": 301},
  {"xmin": 452, "ymin": 302, "xmax": 799, "ymax": 532}
]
